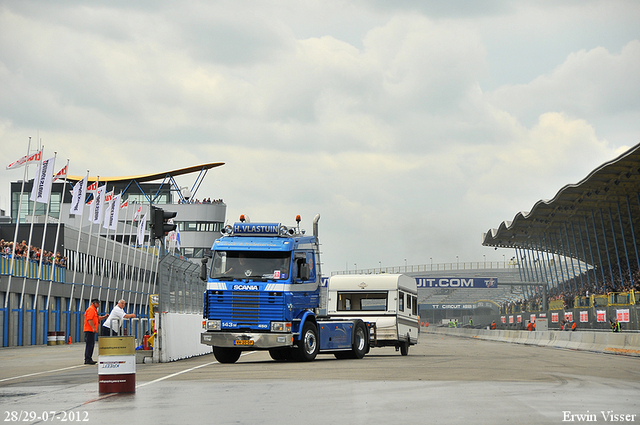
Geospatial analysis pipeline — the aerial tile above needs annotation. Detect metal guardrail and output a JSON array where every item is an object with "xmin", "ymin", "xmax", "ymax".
[
  {"xmin": 333, "ymin": 260, "xmax": 519, "ymax": 275},
  {"xmin": 0, "ymin": 256, "xmax": 66, "ymax": 282}
]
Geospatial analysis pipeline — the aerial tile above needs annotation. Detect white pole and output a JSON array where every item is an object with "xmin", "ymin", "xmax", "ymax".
[
  {"xmin": 47, "ymin": 159, "xmax": 69, "ymax": 319},
  {"xmin": 19, "ymin": 146, "xmax": 45, "ymax": 309},
  {"xmin": 71, "ymin": 171, "xmax": 90, "ymax": 310},
  {"xmin": 84, "ymin": 177, "xmax": 100, "ymax": 305},
  {"xmin": 33, "ymin": 153, "xmax": 57, "ymax": 317},
  {"xmin": 99, "ymin": 188, "xmax": 115, "ymax": 301},
  {"xmin": 117, "ymin": 200, "xmax": 136, "ymax": 302},
  {"xmin": 5, "ymin": 137, "xmax": 32, "ymax": 309}
]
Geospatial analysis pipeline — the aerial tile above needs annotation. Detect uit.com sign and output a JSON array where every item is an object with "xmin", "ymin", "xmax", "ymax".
[{"xmin": 416, "ymin": 277, "xmax": 498, "ymax": 288}]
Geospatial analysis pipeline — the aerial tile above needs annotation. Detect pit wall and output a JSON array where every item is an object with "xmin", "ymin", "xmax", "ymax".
[
  {"xmin": 158, "ymin": 312, "xmax": 212, "ymax": 362},
  {"xmin": 424, "ymin": 326, "xmax": 640, "ymax": 357}
]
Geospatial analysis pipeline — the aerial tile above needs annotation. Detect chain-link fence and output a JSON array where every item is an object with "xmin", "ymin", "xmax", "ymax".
[{"xmin": 158, "ymin": 255, "xmax": 205, "ymax": 314}]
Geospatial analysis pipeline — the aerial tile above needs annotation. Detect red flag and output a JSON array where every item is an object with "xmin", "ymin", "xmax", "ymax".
[
  {"xmin": 120, "ymin": 199, "xmax": 129, "ymax": 209},
  {"xmin": 6, "ymin": 150, "xmax": 42, "ymax": 170},
  {"xmin": 53, "ymin": 165, "xmax": 67, "ymax": 182}
]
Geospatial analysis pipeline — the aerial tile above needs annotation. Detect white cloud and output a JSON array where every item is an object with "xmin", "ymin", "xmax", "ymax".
[
  {"xmin": 485, "ymin": 40, "xmax": 640, "ymax": 138},
  {"xmin": 0, "ymin": 2, "xmax": 638, "ymax": 273}
]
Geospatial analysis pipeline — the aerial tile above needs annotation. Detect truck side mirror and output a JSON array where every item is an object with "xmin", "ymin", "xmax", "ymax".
[{"xmin": 200, "ymin": 257, "xmax": 208, "ymax": 281}]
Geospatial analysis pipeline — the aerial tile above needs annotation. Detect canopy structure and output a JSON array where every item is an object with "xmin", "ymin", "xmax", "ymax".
[
  {"xmin": 482, "ymin": 143, "xmax": 640, "ymax": 291},
  {"xmin": 67, "ymin": 162, "xmax": 225, "ymax": 204}
]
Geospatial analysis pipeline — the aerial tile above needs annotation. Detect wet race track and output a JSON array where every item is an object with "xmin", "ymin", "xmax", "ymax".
[{"xmin": 1, "ymin": 332, "xmax": 639, "ymax": 425}]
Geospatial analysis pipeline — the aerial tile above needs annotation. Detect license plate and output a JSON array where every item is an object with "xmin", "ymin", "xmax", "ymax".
[{"xmin": 234, "ymin": 339, "xmax": 254, "ymax": 346}]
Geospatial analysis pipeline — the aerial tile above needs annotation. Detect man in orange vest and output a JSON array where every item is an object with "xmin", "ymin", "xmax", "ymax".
[
  {"xmin": 84, "ymin": 299, "xmax": 107, "ymax": 365},
  {"xmin": 526, "ymin": 320, "xmax": 535, "ymax": 331},
  {"xmin": 490, "ymin": 321, "xmax": 497, "ymax": 330}
]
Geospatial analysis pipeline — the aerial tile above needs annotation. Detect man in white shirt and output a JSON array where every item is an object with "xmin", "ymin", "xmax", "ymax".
[{"xmin": 102, "ymin": 299, "xmax": 137, "ymax": 336}]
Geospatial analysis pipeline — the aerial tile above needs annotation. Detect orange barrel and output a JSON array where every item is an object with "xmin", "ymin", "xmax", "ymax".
[
  {"xmin": 47, "ymin": 331, "xmax": 57, "ymax": 346},
  {"xmin": 98, "ymin": 336, "xmax": 136, "ymax": 393}
]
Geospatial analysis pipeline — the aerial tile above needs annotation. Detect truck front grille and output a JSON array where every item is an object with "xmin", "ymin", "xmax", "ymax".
[{"xmin": 206, "ymin": 290, "xmax": 286, "ymax": 327}]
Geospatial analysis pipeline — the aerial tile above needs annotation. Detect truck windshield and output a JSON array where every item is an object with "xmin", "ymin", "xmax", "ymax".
[
  {"xmin": 211, "ymin": 251, "xmax": 291, "ymax": 281},
  {"xmin": 337, "ymin": 292, "xmax": 388, "ymax": 311}
]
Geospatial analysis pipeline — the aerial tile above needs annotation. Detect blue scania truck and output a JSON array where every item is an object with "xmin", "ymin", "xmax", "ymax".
[{"xmin": 200, "ymin": 214, "xmax": 369, "ymax": 363}]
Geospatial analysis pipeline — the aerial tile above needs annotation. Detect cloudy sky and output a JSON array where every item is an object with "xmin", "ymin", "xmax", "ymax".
[{"xmin": 1, "ymin": 1, "xmax": 638, "ymax": 274}]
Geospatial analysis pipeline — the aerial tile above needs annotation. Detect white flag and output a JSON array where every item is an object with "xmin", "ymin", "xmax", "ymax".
[
  {"xmin": 137, "ymin": 212, "xmax": 147, "ymax": 246},
  {"xmin": 70, "ymin": 176, "xmax": 87, "ymax": 215},
  {"xmin": 106, "ymin": 194, "xmax": 121, "ymax": 231},
  {"xmin": 30, "ymin": 156, "xmax": 55, "ymax": 204},
  {"xmin": 102, "ymin": 190, "xmax": 114, "ymax": 229},
  {"xmin": 91, "ymin": 185, "xmax": 106, "ymax": 224},
  {"xmin": 7, "ymin": 149, "xmax": 42, "ymax": 170},
  {"xmin": 133, "ymin": 205, "xmax": 142, "ymax": 221}
]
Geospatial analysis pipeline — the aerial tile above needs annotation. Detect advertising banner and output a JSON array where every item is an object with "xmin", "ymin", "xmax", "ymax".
[
  {"xmin": 416, "ymin": 277, "xmax": 498, "ymax": 288},
  {"xmin": 617, "ymin": 309, "xmax": 630, "ymax": 322}
]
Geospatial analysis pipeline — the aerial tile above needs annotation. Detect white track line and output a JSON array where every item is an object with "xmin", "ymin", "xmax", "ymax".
[
  {"xmin": 136, "ymin": 351, "xmax": 257, "ymax": 388},
  {"xmin": 0, "ymin": 365, "xmax": 86, "ymax": 383}
]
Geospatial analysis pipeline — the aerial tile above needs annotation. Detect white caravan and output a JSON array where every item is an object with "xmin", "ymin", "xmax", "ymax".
[{"xmin": 327, "ymin": 274, "xmax": 419, "ymax": 355}]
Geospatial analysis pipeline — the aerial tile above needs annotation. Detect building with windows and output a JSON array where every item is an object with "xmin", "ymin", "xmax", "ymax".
[
  {"xmin": 7, "ymin": 162, "xmax": 226, "ymax": 261},
  {"xmin": 0, "ymin": 162, "xmax": 226, "ymax": 347}
]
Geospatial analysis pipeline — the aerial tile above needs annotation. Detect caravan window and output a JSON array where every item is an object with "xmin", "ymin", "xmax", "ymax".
[
  {"xmin": 337, "ymin": 292, "xmax": 388, "ymax": 311},
  {"xmin": 399, "ymin": 291, "xmax": 405, "ymax": 311}
]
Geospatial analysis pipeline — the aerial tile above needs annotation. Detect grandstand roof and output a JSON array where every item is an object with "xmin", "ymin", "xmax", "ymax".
[
  {"xmin": 482, "ymin": 143, "xmax": 640, "ymax": 265},
  {"xmin": 67, "ymin": 162, "xmax": 225, "ymax": 183}
]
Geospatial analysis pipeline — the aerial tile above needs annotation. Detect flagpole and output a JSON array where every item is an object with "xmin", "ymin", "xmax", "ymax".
[
  {"xmin": 98, "ymin": 187, "xmax": 115, "ymax": 301},
  {"xmin": 144, "ymin": 239, "xmax": 161, "ymax": 317},
  {"xmin": 32, "ymin": 153, "xmax": 57, "ymax": 336},
  {"xmin": 119, "ymin": 200, "xmax": 137, "ymax": 301},
  {"xmin": 85, "ymin": 177, "xmax": 100, "ymax": 305},
  {"xmin": 47, "ymin": 159, "xmax": 69, "ymax": 343},
  {"xmin": 126, "ymin": 208, "xmax": 146, "ymax": 306},
  {"xmin": 72, "ymin": 172, "xmax": 89, "ymax": 310},
  {"xmin": 135, "ymin": 228, "xmax": 153, "ymax": 311},
  {"xmin": 19, "ymin": 145, "xmax": 45, "ymax": 310},
  {"xmin": 106, "ymin": 192, "xmax": 122, "ymax": 306},
  {"xmin": 98, "ymin": 190, "xmax": 112, "ymax": 301},
  {"xmin": 5, "ymin": 137, "xmax": 32, "ymax": 310},
  {"xmin": 114, "ymin": 198, "xmax": 132, "ymax": 303}
]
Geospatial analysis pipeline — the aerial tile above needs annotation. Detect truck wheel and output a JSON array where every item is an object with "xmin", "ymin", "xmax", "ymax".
[
  {"xmin": 293, "ymin": 321, "xmax": 319, "ymax": 362},
  {"xmin": 351, "ymin": 321, "xmax": 368, "ymax": 359},
  {"xmin": 213, "ymin": 346, "xmax": 242, "ymax": 364},
  {"xmin": 400, "ymin": 338, "xmax": 409, "ymax": 356},
  {"xmin": 334, "ymin": 321, "xmax": 368, "ymax": 359}
]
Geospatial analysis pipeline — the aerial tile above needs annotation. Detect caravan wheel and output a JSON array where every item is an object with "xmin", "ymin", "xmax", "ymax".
[{"xmin": 400, "ymin": 336, "xmax": 409, "ymax": 356}]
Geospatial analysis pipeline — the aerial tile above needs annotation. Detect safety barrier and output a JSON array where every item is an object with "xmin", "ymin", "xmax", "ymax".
[
  {"xmin": 548, "ymin": 300, "xmax": 565, "ymax": 310},
  {"xmin": 0, "ymin": 256, "xmax": 66, "ymax": 282},
  {"xmin": 425, "ymin": 326, "xmax": 640, "ymax": 357}
]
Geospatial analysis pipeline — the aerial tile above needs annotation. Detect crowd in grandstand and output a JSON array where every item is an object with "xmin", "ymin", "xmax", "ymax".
[
  {"xmin": 0, "ymin": 239, "xmax": 67, "ymax": 268},
  {"xmin": 177, "ymin": 198, "xmax": 224, "ymax": 204},
  {"xmin": 502, "ymin": 262, "xmax": 640, "ymax": 313}
]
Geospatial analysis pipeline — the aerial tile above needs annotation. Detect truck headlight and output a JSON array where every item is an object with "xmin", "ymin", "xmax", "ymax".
[
  {"xmin": 270, "ymin": 321, "xmax": 291, "ymax": 333},
  {"xmin": 206, "ymin": 320, "xmax": 221, "ymax": 331}
]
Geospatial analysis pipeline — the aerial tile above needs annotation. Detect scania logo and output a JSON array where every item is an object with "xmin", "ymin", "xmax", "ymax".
[{"xmin": 232, "ymin": 284, "xmax": 259, "ymax": 291}]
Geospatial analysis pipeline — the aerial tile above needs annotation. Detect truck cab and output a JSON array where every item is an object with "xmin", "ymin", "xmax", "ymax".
[{"xmin": 201, "ymin": 215, "xmax": 369, "ymax": 363}]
